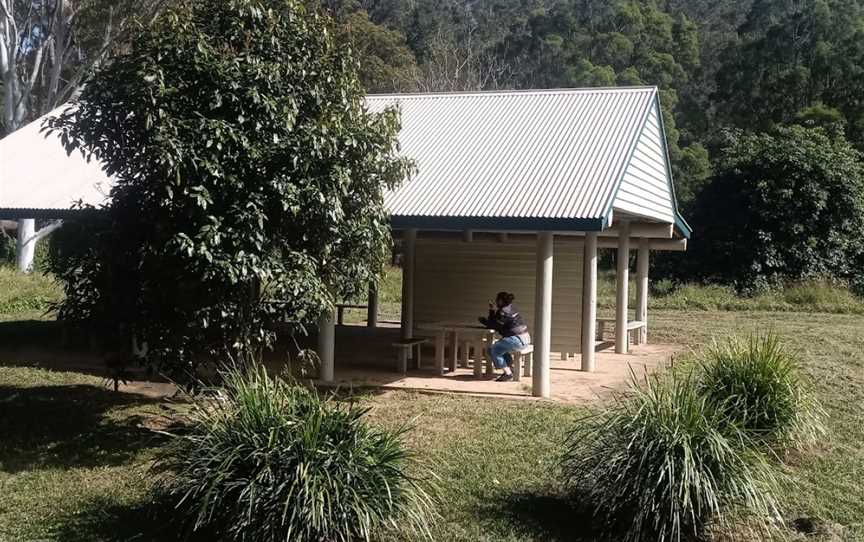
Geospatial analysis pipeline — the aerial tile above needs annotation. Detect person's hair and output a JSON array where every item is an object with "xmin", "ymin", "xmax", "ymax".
[{"xmin": 496, "ymin": 291, "xmax": 515, "ymax": 305}]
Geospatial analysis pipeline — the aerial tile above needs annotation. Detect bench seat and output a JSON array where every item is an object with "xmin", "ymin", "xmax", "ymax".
[{"xmin": 391, "ymin": 338, "xmax": 429, "ymax": 373}]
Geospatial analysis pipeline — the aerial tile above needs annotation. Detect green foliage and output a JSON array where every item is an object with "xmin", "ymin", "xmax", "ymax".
[
  {"xmin": 46, "ymin": 0, "xmax": 411, "ymax": 383},
  {"xmin": 562, "ymin": 370, "xmax": 782, "ymax": 542},
  {"xmin": 153, "ymin": 366, "xmax": 435, "ymax": 542},
  {"xmin": 697, "ymin": 334, "xmax": 825, "ymax": 450},
  {"xmin": 681, "ymin": 126, "xmax": 864, "ymax": 290}
]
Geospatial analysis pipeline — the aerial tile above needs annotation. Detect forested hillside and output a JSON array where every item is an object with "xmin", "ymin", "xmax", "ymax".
[{"xmin": 322, "ymin": 0, "xmax": 864, "ymax": 291}]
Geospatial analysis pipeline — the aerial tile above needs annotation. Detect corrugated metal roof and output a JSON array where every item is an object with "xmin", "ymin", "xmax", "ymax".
[
  {"xmin": 0, "ymin": 107, "xmax": 112, "ymax": 217},
  {"xmin": 366, "ymin": 87, "xmax": 659, "ymax": 230}
]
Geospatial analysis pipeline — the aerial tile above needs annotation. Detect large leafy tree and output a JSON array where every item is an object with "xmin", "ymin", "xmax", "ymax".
[
  {"xmin": 677, "ymin": 126, "xmax": 864, "ymax": 291},
  {"xmin": 48, "ymin": 0, "xmax": 411, "ymax": 383}
]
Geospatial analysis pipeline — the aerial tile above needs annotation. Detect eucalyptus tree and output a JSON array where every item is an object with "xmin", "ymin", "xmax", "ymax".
[{"xmin": 47, "ymin": 0, "xmax": 411, "ymax": 384}]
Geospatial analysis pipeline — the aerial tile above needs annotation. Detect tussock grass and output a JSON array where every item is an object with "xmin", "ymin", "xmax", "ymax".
[
  {"xmin": 152, "ymin": 366, "xmax": 436, "ymax": 542},
  {"xmin": 562, "ymin": 370, "xmax": 784, "ymax": 542},
  {"xmin": 697, "ymin": 333, "xmax": 825, "ymax": 452}
]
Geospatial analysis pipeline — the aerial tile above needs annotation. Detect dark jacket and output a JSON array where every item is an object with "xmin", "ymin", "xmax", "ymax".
[{"xmin": 480, "ymin": 304, "xmax": 528, "ymax": 337}]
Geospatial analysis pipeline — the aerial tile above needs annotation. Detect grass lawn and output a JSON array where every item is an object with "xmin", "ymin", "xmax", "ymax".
[{"xmin": 1, "ymin": 306, "xmax": 863, "ymax": 541}]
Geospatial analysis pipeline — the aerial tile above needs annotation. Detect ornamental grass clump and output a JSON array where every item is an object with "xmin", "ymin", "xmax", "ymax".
[
  {"xmin": 697, "ymin": 333, "xmax": 825, "ymax": 451},
  {"xmin": 562, "ymin": 371, "xmax": 782, "ymax": 542},
  {"xmin": 153, "ymin": 366, "xmax": 435, "ymax": 542}
]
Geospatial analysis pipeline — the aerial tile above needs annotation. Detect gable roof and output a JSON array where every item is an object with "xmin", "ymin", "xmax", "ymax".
[
  {"xmin": 1, "ymin": 87, "xmax": 690, "ymax": 237},
  {"xmin": 0, "ymin": 108, "xmax": 112, "ymax": 218},
  {"xmin": 366, "ymin": 86, "xmax": 689, "ymax": 237}
]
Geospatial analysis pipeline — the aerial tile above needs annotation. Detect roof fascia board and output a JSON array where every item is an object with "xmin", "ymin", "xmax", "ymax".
[
  {"xmin": 390, "ymin": 215, "xmax": 605, "ymax": 232},
  {"xmin": 0, "ymin": 208, "xmax": 105, "ymax": 220},
  {"xmin": 651, "ymin": 94, "xmax": 692, "ymax": 239}
]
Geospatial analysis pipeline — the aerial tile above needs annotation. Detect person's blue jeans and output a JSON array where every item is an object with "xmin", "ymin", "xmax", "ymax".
[{"xmin": 488, "ymin": 335, "xmax": 527, "ymax": 370}]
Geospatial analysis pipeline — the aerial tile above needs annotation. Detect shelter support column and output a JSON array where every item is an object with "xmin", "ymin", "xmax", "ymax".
[
  {"xmin": 615, "ymin": 221, "xmax": 631, "ymax": 354},
  {"xmin": 317, "ymin": 307, "xmax": 335, "ymax": 382},
  {"xmin": 16, "ymin": 219, "xmax": 36, "ymax": 273},
  {"xmin": 367, "ymin": 284, "xmax": 378, "ymax": 328},
  {"xmin": 636, "ymin": 239, "xmax": 649, "ymax": 344},
  {"xmin": 581, "ymin": 232, "xmax": 598, "ymax": 372},
  {"xmin": 400, "ymin": 229, "xmax": 417, "ymax": 364},
  {"xmin": 533, "ymin": 232, "xmax": 553, "ymax": 398}
]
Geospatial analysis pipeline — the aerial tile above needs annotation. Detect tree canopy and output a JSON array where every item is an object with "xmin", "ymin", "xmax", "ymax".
[
  {"xmin": 47, "ymin": 0, "xmax": 410, "ymax": 382},
  {"xmin": 678, "ymin": 126, "xmax": 864, "ymax": 291}
]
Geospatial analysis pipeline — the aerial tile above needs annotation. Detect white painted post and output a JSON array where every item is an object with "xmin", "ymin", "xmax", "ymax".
[
  {"xmin": 367, "ymin": 284, "xmax": 378, "ymax": 328},
  {"xmin": 317, "ymin": 308, "xmax": 335, "ymax": 382},
  {"xmin": 581, "ymin": 232, "xmax": 598, "ymax": 371},
  {"xmin": 400, "ymin": 229, "xmax": 417, "ymax": 339},
  {"xmin": 636, "ymin": 238, "xmax": 650, "ymax": 344},
  {"xmin": 615, "ymin": 222, "xmax": 631, "ymax": 354},
  {"xmin": 399, "ymin": 229, "xmax": 417, "ymax": 366},
  {"xmin": 16, "ymin": 218, "xmax": 36, "ymax": 273},
  {"xmin": 533, "ymin": 232, "xmax": 553, "ymax": 398}
]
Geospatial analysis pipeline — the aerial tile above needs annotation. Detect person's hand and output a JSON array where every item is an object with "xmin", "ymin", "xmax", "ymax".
[{"xmin": 488, "ymin": 301, "xmax": 495, "ymax": 310}]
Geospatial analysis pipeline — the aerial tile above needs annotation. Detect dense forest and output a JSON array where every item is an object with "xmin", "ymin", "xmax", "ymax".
[
  {"xmin": 2, "ymin": 0, "xmax": 864, "ymax": 291},
  {"xmin": 320, "ymin": 0, "xmax": 864, "ymax": 291}
]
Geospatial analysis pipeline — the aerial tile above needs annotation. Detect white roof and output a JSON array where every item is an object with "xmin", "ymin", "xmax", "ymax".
[
  {"xmin": 1, "ymin": 88, "xmax": 688, "ymax": 235},
  {"xmin": 367, "ymin": 86, "xmax": 686, "ymax": 233},
  {"xmin": 0, "ymin": 108, "xmax": 112, "ymax": 216}
]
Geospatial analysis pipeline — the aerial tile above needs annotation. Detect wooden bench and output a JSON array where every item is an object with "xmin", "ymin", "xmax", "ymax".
[
  {"xmin": 335, "ymin": 303, "xmax": 367, "ymax": 325},
  {"xmin": 596, "ymin": 317, "xmax": 646, "ymax": 345},
  {"xmin": 510, "ymin": 344, "xmax": 534, "ymax": 382},
  {"xmin": 391, "ymin": 338, "xmax": 429, "ymax": 374}
]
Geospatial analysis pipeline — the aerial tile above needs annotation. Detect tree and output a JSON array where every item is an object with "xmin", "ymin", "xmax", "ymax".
[
  {"xmin": 47, "ymin": 0, "xmax": 411, "ymax": 384},
  {"xmin": 677, "ymin": 126, "xmax": 864, "ymax": 291}
]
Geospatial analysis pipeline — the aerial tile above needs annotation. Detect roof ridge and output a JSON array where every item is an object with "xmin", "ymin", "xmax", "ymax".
[{"xmin": 366, "ymin": 86, "xmax": 658, "ymax": 100}]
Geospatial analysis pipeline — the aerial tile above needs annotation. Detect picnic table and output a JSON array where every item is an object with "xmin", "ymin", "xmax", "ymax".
[{"xmin": 416, "ymin": 321, "xmax": 496, "ymax": 377}]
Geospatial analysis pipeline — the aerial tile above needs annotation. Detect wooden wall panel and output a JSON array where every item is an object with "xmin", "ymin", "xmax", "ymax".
[{"xmin": 413, "ymin": 236, "xmax": 584, "ymax": 353}]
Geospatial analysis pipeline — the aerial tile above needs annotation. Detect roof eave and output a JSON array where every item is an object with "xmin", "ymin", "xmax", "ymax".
[{"xmin": 390, "ymin": 215, "xmax": 606, "ymax": 232}]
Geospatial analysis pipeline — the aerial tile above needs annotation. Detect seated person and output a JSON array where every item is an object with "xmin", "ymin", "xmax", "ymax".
[{"xmin": 479, "ymin": 291, "xmax": 531, "ymax": 382}]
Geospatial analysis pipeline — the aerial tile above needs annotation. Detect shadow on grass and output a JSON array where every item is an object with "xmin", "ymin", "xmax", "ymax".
[
  {"xmin": 476, "ymin": 488, "xmax": 602, "ymax": 542},
  {"xmin": 0, "ymin": 383, "xmax": 168, "ymax": 473}
]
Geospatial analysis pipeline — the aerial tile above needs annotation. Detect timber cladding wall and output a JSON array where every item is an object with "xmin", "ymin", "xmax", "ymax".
[{"xmin": 412, "ymin": 236, "xmax": 584, "ymax": 353}]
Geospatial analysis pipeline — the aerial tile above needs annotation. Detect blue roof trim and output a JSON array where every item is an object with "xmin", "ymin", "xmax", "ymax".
[
  {"xmin": 675, "ymin": 212, "xmax": 692, "ymax": 239},
  {"xmin": 391, "ymin": 215, "xmax": 606, "ymax": 232}
]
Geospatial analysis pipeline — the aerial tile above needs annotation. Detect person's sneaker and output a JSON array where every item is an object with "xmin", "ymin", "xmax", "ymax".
[{"xmin": 495, "ymin": 373, "xmax": 513, "ymax": 382}]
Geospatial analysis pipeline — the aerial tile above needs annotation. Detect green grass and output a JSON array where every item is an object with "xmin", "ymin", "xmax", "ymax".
[
  {"xmin": 596, "ymin": 271, "xmax": 864, "ymax": 315},
  {"xmin": 0, "ymin": 267, "xmax": 62, "ymax": 321},
  {"xmin": 1, "ymin": 309, "xmax": 863, "ymax": 541}
]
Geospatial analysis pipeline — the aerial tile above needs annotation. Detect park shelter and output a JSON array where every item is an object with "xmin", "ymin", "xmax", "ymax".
[
  {"xmin": 0, "ymin": 86, "xmax": 691, "ymax": 398},
  {"xmin": 331, "ymin": 86, "xmax": 691, "ymax": 398}
]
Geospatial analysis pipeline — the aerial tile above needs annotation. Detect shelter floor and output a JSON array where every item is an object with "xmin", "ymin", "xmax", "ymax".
[{"xmin": 287, "ymin": 324, "xmax": 678, "ymax": 404}]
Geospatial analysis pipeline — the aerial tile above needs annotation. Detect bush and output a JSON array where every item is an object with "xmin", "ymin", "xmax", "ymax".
[
  {"xmin": 562, "ymin": 371, "xmax": 782, "ymax": 542},
  {"xmin": 153, "ymin": 366, "xmax": 435, "ymax": 542},
  {"xmin": 697, "ymin": 333, "xmax": 824, "ymax": 450}
]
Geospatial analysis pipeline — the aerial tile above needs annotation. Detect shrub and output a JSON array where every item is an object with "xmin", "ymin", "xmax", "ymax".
[
  {"xmin": 153, "ymin": 366, "xmax": 435, "ymax": 542},
  {"xmin": 697, "ymin": 333, "xmax": 825, "ymax": 450},
  {"xmin": 562, "ymin": 371, "xmax": 782, "ymax": 542}
]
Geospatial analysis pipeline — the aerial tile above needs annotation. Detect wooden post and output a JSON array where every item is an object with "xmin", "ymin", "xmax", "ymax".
[
  {"xmin": 636, "ymin": 238, "xmax": 649, "ymax": 344},
  {"xmin": 615, "ymin": 222, "xmax": 630, "ymax": 354},
  {"xmin": 317, "ymin": 308, "xmax": 335, "ymax": 382},
  {"xmin": 533, "ymin": 232, "xmax": 553, "ymax": 398},
  {"xmin": 367, "ymin": 284, "xmax": 378, "ymax": 328},
  {"xmin": 581, "ymin": 232, "xmax": 598, "ymax": 371},
  {"xmin": 400, "ymin": 229, "xmax": 417, "ymax": 365}
]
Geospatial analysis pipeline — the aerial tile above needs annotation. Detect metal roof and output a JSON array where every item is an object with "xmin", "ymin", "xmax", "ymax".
[
  {"xmin": 366, "ymin": 86, "xmax": 668, "ymax": 232},
  {"xmin": 2, "ymin": 87, "xmax": 689, "ymax": 236},
  {"xmin": 0, "ymin": 107, "xmax": 112, "ymax": 218}
]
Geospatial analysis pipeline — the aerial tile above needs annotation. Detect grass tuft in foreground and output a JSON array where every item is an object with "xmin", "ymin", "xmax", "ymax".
[
  {"xmin": 152, "ymin": 365, "xmax": 436, "ymax": 542},
  {"xmin": 562, "ymin": 370, "xmax": 783, "ymax": 542}
]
